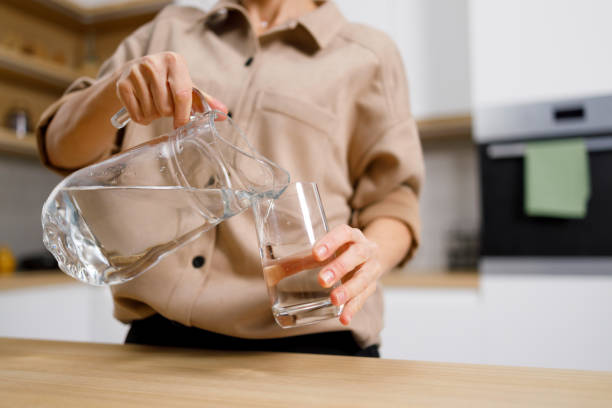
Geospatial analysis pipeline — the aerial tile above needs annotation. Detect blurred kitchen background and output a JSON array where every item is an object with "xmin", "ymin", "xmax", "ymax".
[{"xmin": 1, "ymin": 0, "xmax": 611, "ymax": 371}]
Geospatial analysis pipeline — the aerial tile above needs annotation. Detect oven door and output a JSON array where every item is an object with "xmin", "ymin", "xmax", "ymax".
[{"xmin": 479, "ymin": 134, "xmax": 612, "ymax": 257}]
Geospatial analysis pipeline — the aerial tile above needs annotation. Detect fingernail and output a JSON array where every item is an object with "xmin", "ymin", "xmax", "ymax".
[
  {"xmin": 321, "ymin": 270, "xmax": 334, "ymax": 285},
  {"xmin": 334, "ymin": 290, "xmax": 345, "ymax": 305},
  {"xmin": 211, "ymin": 97, "xmax": 227, "ymax": 112},
  {"xmin": 216, "ymin": 100, "xmax": 228, "ymax": 113},
  {"xmin": 315, "ymin": 245, "xmax": 327, "ymax": 258}
]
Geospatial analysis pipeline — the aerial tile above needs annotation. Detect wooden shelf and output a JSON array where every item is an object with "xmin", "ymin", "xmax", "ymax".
[
  {"xmin": 417, "ymin": 114, "xmax": 472, "ymax": 141},
  {"xmin": 0, "ymin": 47, "xmax": 79, "ymax": 91},
  {"xmin": 4, "ymin": 0, "xmax": 171, "ymax": 30},
  {"xmin": 0, "ymin": 127, "xmax": 38, "ymax": 158}
]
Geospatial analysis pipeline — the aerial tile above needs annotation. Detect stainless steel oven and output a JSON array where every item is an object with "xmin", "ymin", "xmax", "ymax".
[{"xmin": 475, "ymin": 94, "xmax": 612, "ymax": 273}]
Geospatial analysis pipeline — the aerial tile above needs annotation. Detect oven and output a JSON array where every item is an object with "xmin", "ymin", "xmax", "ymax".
[{"xmin": 475, "ymin": 94, "xmax": 612, "ymax": 273}]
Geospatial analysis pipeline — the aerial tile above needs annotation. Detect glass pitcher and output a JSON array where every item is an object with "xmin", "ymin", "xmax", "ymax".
[{"xmin": 42, "ymin": 90, "xmax": 289, "ymax": 285}]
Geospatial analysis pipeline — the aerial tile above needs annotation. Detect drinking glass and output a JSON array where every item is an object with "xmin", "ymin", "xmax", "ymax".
[{"xmin": 253, "ymin": 182, "xmax": 343, "ymax": 328}]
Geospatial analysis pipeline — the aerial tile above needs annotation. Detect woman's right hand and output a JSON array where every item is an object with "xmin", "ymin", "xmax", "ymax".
[{"xmin": 115, "ymin": 51, "xmax": 227, "ymax": 129}]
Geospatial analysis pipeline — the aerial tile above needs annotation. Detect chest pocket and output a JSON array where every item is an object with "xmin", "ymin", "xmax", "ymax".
[{"xmin": 248, "ymin": 91, "xmax": 346, "ymax": 195}]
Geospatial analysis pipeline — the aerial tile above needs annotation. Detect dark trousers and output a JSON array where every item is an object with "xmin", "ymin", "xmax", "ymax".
[{"xmin": 126, "ymin": 314, "xmax": 379, "ymax": 358}]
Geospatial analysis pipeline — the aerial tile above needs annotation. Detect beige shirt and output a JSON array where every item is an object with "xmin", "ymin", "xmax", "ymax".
[{"xmin": 37, "ymin": 0, "xmax": 424, "ymax": 348}]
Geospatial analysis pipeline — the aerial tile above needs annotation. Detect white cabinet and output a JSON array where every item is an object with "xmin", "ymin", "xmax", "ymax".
[
  {"xmin": 479, "ymin": 272, "xmax": 612, "ymax": 371},
  {"xmin": 381, "ymin": 272, "xmax": 612, "ymax": 371},
  {"xmin": 0, "ymin": 284, "xmax": 128, "ymax": 343},
  {"xmin": 381, "ymin": 287, "xmax": 483, "ymax": 363}
]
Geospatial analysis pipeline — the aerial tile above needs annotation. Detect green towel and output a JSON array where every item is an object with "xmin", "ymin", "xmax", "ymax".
[{"xmin": 524, "ymin": 138, "xmax": 590, "ymax": 219}]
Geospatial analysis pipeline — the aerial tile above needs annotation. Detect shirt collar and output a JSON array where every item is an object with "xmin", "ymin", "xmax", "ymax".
[
  {"xmin": 203, "ymin": 0, "xmax": 345, "ymax": 50},
  {"xmin": 296, "ymin": 1, "xmax": 345, "ymax": 49}
]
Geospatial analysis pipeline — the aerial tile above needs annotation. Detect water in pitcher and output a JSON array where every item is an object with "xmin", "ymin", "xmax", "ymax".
[
  {"xmin": 262, "ymin": 244, "xmax": 343, "ymax": 328},
  {"xmin": 42, "ymin": 185, "xmax": 251, "ymax": 285}
]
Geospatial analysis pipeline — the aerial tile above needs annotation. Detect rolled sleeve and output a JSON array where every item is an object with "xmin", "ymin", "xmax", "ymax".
[
  {"xmin": 35, "ymin": 21, "xmax": 154, "ymax": 175},
  {"xmin": 350, "ymin": 119, "xmax": 424, "ymax": 260},
  {"xmin": 348, "ymin": 39, "xmax": 425, "ymax": 261},
  {"xmin": 36, "ymin": 77, "xmax": 96, "ymax": 175}
]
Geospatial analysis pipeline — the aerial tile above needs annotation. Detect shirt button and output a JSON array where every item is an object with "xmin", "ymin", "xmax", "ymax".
[
  {"xmin": 245, "ymin": 56, "xmax": 254, "ymax": 67},
  {"xmin": 192, "ymin": 256, "xmax": 206, "ymax": 268}
]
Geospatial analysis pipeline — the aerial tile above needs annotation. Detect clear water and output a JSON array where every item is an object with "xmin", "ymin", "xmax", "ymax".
[
  {"xmin": 262, "ymin": 247, "xmax": 342, "ymax": 328},
  {"xmin": 42, "ymin": 185, "xmax": 251, "ymax": 285}
]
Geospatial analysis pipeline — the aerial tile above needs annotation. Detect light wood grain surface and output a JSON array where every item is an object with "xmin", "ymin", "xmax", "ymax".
[
  {"xmin": 417, "ymin": 114, "xmax": 472, "ymax": 141},
  {"xmin": 0, "ymin": 270, "xmax": 479, "ymax": 291},
  {"xmin": 1, "ymin": 338, "xmax": 610, "ymax": 407},
  {"xmin": 4, "ymin": 0, "xmax": 171, "ymax": 29},
  {"xmin": 0, "ymin": 127, "xmax": 38, "ymax": 158},
  {"xmin": 381, "ymin": 269, "xmax": 479, "ymax": 288},
  {"xmin": 0, "ymin": 46, "xmax": 78, "ymax": 90},
  {"xmin": 0, "ymin": 271, "xmax": 75, "ymax": 290}
]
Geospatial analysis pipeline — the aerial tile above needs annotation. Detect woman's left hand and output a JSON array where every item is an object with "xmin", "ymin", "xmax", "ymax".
[{"xmin": 313, "ymin": 224, "xmax": 382, "ymax": 326}]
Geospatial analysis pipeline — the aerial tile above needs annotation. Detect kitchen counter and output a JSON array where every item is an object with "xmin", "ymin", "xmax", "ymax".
[
  {"xmin": 1, "ymin": 338, "xmax": 610, "ymax": 407},
  {"xmin": 0, "ymin": 270, "xmax": 73, "ymax": 290},
  {"xmin": 0, "ymin": 269, "xmax": 479, "ymax": 290},
  {"xmin": 381, "ymin": 269, "xmax": 478, "ymax": 288}
]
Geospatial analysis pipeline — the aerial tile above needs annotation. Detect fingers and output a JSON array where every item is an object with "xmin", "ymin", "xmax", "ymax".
[
  {"xmin": 314, "ymin": 224, "xmax": 364, "ymax": 262},
  {"xmin": 116, "ymin": 52, "xmax": 230, "ymax": 128},
  {"xmin": 141, "ymin": 57, "xmax": 174, "ymax": 119},
  {"xmin": 202, "ymin": 91, "xmax": 228, "ymax": 114},
  {"xmin": 165, "ymin": 52, "xmax": 193, "ymax": 128},
  {"xmin": 116, "ymin": 78, "xmax": 143, "ymax": 123},
  {"xmin": 339, "ymin": 281, "xmax": 377, "ymax": 326},
  {"xmin": 318, "ymin": 238, "xmax": 377, "ymax": 288},
  {"xmin": 329, "ymin": 259, "xmax": 380, "ymax": 306},
  {"xmin": 264, "ymin": 252, "xmax": 325, "ymax": 288},
  {"xmin": 129, "ymin": 67, "xmax": 156, "ymax": 123},
  {"xmin": 116, "ymin": 52, "xmax": 197, "ymax": 128},
  {"xmin": 116, "ymin": 52, "xmax": 229, "ymax": 128}
]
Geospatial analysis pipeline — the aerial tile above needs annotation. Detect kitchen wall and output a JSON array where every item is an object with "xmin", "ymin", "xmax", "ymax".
[
  {"xmin": 409, "ymin": 139, "xmax": 479, "ymax": 270},
  {"xmin": 469, "ymin": 0, "xmax": 612, "ymax": 107},
  {"xmin": 336, "ymin": 0, "xmax": 471, "ymax": 118}
]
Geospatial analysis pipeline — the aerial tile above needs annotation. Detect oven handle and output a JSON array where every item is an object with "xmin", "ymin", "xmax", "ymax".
[{"xmin": 486, "ymin": 135, "xmax": 612, "ymax": 159}]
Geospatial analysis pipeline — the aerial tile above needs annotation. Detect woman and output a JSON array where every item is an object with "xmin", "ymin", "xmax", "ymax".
[{"xmin": 37, "ymin": 0, "xmax": 424, "ymax": 357}]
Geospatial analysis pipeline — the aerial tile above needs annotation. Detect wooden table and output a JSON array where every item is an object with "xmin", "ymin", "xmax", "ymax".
[{"xmin": 1, "ymin": 338, "xmax": 610, "ymax": 407}]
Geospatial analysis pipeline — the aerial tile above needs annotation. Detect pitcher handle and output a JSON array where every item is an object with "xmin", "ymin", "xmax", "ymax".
[{"xmin": 111, "ymin": 88, "xmax": 212, "ymax": 129}]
